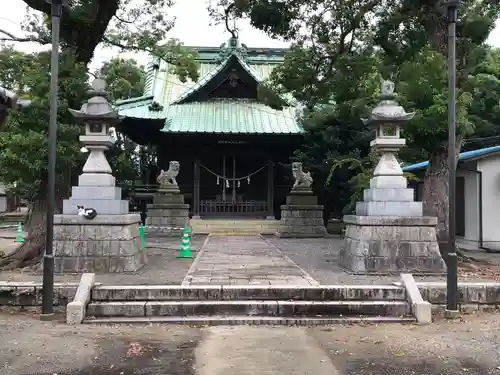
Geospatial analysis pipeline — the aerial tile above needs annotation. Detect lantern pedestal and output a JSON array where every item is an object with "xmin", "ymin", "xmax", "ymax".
[
  {"xmin": 275, "ymin": 189, "xmax": 327, "ymax": 238},
  {"xmin": 340, "ymin": 80, "xmax": 446, "ymax": 275},
  {"xmin": 53, "ymin": 79, "xmax": 145, "ymax": 273},
  {"xmin": 52, "ymin": 214, "xmax": 146, "ymax": 273},
  {"xmin": 340, "ymin": 215, "xmax": 446, "ymax": 275}
]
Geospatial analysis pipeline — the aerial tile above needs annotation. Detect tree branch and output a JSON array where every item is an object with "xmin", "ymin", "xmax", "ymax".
[
  {"xmin": 21, "ymin": 0, "xmax": 51, "ymax": 15},
  {"xmin": 0, "ymin": 29, "xmax": 49, "ymax": 44},
  {"xmin": 102, "ymin": 36, "xmax": 175, "ymax": 64},
  {"xmin": 113, "ymin": 14, "xmax": 134, "ymax": 24}
]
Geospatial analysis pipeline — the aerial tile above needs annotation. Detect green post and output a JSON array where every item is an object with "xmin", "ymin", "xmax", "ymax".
[
  {"xmin": 139, "ymin": 223, "xmax": 145, "ymax": 249},
  {"xmin": 15, "ymin": 222, "xmax": 24, "ymax": 243},
  {"xmin": 177, "ymin": 225, "xmax": 193, "ymax": 259}
]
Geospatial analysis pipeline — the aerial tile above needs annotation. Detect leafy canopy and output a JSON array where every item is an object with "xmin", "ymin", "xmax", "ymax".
[{"xmin": 0, "ymin": 0, "xmax": 199, "ymax": 82}]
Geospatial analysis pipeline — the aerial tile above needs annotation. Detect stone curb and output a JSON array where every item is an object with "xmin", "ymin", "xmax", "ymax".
[
  {"xmin": 83, "ymin": 315, "xmax": 416, "ymax": 326},
  {"xmin": 91, "ymin": 284, "xmax": 407, "ymax": 301},
  {"xmin": 66, "ymin": 273, "xmax": 96, "ymax": 324},
  {"xmin": 181, "ymin": 235, "xmax": 211, "ymax": 286},
  {"xmin": 400, "ymin": 273, "xmax": 431, "ymax": 324},
  {"xmin": 86, "ymin": 300, "xmax": 410, "ymax": 318}
]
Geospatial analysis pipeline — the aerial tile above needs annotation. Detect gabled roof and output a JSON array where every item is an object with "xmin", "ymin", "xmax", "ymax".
[
  {"xmin": 402, "ymin": 145, "xmax": 500, "ymax": 172},
  {"xmin": 114, "ymin": 36, "xmax": 301, "ymax": 135},
  {"xmin": 172, "ymin": 51, "xmax": 264, "ymax": 105}
]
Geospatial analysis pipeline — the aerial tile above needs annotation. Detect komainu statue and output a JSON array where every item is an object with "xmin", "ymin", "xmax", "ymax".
[
  {"xmin": 292, "ymin": 162, "xmax": 313, "ymax": 190},
  {"xmin": 157, "ymin": 161, "xmax": 180, "ymax": 188}
]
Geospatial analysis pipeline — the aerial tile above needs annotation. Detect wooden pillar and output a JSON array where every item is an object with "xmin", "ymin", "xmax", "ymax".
[
  {"xmin": 193, "ymin": 160, "xmax": 200, "ymax": 218},
  {"xmin": 232, "ymin": 155, "xmax": 236, "ymax": 203},
  {"xmin": 222, "ymin": 156, "xmax": 226, "ymax": 201},
  {"xmin": 267, "ymin": 161, "xmax": 275, "ymax": 219}
]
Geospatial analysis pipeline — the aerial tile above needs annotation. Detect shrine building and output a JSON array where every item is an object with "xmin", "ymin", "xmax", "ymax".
[{"xmin": 114, "ymin": 35, "xmax": 303, "ymax": 219}]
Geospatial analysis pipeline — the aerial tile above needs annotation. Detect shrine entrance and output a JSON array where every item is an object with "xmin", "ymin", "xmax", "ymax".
[{"xmin": 193, "ymin": 155, "xmax": 274, "ymax": 218}]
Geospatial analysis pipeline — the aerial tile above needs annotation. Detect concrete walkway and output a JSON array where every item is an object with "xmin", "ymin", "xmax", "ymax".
[
  {"xmin": 197, "ymin": 326, "xmax": 338, "ymax": 375},
  {"xmin": 183, "ymin": 235, "xmax": 319, "ymax": 286}
]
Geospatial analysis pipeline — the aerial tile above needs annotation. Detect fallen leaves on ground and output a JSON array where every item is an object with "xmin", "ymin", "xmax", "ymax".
[
  {"xmin": 458, "ymin": 262, "xmax": 500, "ymax": 281},
  {"xmin": 126, "ymin": 342, "xmax": 150, "ymax": 357}
]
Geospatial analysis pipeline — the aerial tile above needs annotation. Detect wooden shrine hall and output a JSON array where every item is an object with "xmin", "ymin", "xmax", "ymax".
[{"xmin": 115, "ymin": 35, "xmax": 303, "ymax": 219}]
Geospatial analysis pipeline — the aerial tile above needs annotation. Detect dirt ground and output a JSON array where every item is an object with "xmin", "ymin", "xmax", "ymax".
[{"xmin": 1, "ymin": 312, "xmax": 500, "ymax": 375}]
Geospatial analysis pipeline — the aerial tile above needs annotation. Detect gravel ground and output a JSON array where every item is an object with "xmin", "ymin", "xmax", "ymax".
[
  {"xmin": 0, "ymin": 312, "xmax": 202, "ymax": 375},
  {"xmin": 0, "ymin": 235, "xmax": 206, "ymax": 285},
  {"xmin": 310, "ymin": 313, "xmax": 500, "ymax": 374},
  {"xmin": 267, "ymin": 236, "xmax": 500, "ymax": 284},
  {"xmin": 1, "ymin": 312, "xmax": 500, "ymax": 375}
]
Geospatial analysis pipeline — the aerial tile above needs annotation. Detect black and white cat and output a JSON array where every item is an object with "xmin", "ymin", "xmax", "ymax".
[{"xmin": 77, "ymin": 205, "xmax": 98, "ymax": 220}]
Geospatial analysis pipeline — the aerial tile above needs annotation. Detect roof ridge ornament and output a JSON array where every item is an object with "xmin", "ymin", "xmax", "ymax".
[{"xmin": 216, "ymin": 3, "xmax": 248, "ymax": 63}]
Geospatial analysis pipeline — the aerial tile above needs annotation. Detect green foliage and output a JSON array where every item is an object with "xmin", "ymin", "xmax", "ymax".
[
  {"xmin": 214, "ymin": 0, "xmax": 500, "ymax": 221},
  {"xmin": 326, "ymin": 153, "xmax": 417, "ymax": 214},
  {"xmin": 0, "ymin": 50, "xmax": 88, "ymax": 199},
  {"xmin": 3, "ymin": 0, "xmax": 199, "ymax": 82},
  {"xmin": 106, "ymin": 132, "xmax": 140, "ymax": 185},
  {"xmin": 396, "ymin": 47, "xmax": 474, "ymax": 154},
  {"xmin": 97, "ymin": 58, "xmax": 145, "ymax": 101},
  {"xmin": 0, "ymin": 48, "xmax": 146, "ymax": 201}
]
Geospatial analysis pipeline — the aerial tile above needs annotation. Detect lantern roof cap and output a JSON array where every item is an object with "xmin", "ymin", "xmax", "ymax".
[
  {"xmin": 68, "ymin": 79, "xmax": 122, "ymax": 121},
  {"xmin": 362, "ymin": 80, "xmax": 415, "ymax": 125}
]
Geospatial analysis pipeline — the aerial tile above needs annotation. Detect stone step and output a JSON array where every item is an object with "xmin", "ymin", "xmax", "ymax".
[
  {"xmin": 86, "ymin": 300, "xmax": 410, "ymax": 318},
  {"xmin": 83, "ymin": 315, "xmax": 416, "ymax": 326},
  {"xmin": 91, "ymin": 285, "xmax": 407, "ymax": 302}
]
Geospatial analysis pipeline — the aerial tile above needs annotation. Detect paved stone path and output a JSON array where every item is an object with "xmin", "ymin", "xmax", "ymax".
[{"xmin": 183, "ymin": 235, "xmax": 319, "ymax": 286}]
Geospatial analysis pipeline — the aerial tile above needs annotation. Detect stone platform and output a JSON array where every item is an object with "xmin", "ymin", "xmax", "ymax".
[
  {"xmin": 53, "ymin": 214, "xmax": 146, "ymax": 273},
  {"xmin": 275, "ymin": 192, "xmax": 326, "ymax": 238},
  {"xmin": 146, "ymin": 189, "xmax": 189, "ymax": 236},
  {"xmin": 340, "ymin": 215, "xmax": 446, "ymax": 275}
]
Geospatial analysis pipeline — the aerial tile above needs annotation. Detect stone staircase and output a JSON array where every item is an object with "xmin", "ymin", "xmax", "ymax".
[
  {"xmin": 83, "ymin": 284, "xmax": 415, "ymax": 325},
  {"xmin": 190, "ymin": 219, "xmax": 279, "ymax": 235}
]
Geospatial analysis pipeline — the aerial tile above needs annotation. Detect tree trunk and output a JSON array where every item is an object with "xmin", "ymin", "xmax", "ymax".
[
  {"xmin": 422, "ymin": 140, "xmax": 462, "ymax": 261},
  {"xmin": 0, "ymin": 199, "xmax": 47, "ymax": 269},
  {"xmin": 0, "ymin": 188, "xmax": 65, "ymax": 270}
]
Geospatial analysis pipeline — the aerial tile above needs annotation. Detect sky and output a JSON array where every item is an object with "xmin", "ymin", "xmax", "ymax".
[
  {"xmin": 1, "ymin": 0, "xmax": 499, "ymax": 72},
  {"xmin": 0, "ymin": 0, "xmax": 289, "ymax": 72}
]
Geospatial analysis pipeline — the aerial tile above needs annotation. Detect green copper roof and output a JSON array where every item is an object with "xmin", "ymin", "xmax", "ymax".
[
  {"xmin": 160, "ymin": 99, "xmax": 300, "ymax": 134},
  {"xmin": 115, "ymin": 37, "xmax": 302, "ymax": 135}
]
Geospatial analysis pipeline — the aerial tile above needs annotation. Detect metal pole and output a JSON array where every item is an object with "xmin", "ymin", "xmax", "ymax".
[
  {"xmin": 446, "ymin": 1, "xmax": 459, "ymax": 315},
  {"xmin": 41, "ymin": 0, "xmax": 63, "ymax": 319}
]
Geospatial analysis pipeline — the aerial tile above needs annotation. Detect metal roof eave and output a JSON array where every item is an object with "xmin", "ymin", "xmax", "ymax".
[{"xmin": 402, "ymin": 145, "xmax": 500, "ymax": 172}]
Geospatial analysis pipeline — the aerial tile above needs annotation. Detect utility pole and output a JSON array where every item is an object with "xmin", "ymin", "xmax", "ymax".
[
  {"xmin": 41, "ymin": 0, "xmax": 65, "ymax": 320},
  {"xmin": 445, "ymin": 0, "xmax": 460, "ymax": 318}
]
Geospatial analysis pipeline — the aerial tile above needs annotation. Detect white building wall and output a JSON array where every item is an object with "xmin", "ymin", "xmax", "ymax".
[
  {"xmin": 478, "ymin": 154, "xmax": 500, "ymax": 250},
  {"xmin": 412, "ymin": 165, "xmax": 480, "ymax": 246},
  {"xmin": 457, "ymin": 166, "xmax": 480, "ymax": 245},
  {"xmin": 0, "ymin": 182, "xmax": 6, "ymax": 213}
]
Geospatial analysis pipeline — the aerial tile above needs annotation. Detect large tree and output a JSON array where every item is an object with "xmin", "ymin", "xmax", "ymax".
[
  {"xmin": 0, "ymin": 50, "xmax": 146, "ymax": 268},
  {"xmin": 0, "ymin": 0, "xmax": 199, "ymax": 268},
  {"xmin": 212, "ymin": 0, "xmax": 500, "ymax": 253},
  {"xmin": 0, "ymin": 0, "xmax": 198, "ymax": 81}
]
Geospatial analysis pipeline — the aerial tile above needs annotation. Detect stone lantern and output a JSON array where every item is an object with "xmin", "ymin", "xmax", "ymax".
[
  {"xmin": 340, "ymin": 80, "xmax": 446, "ymax": 275},
  {"xmin": 356, "ymin": 79, "xmax": 420, "ymax": 216},
  {"xmin": 69, "ymin": 79, "xmax": 116, "ymax": 180},
  {"xmin": 53, "ymin": 79, "xmax": 145, "ymax": 273}
]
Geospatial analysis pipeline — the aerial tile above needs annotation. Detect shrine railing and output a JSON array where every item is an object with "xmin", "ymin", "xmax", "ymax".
[{"xmin": 199, "ymin": 200, "xmax": 268, "ymax": 217}]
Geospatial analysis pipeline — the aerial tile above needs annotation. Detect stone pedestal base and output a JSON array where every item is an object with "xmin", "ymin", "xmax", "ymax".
[
  {"xmin": 275, "ymin": 191, "xmax": 326, "ymax": 238},
  {"xmin": 0, "ymin": 195, "xmax": 6, "ymax": 213},
  {"xmin": 341, "ymin": 215, "xmax": 446, "ymax": 275},
  {"xmin": 52, "ymin": 214, "xmax": 145, "ymax": 273},
  {"xmin": 146, "ymin": 189, "xmax": 189, "ymax": 236}
]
